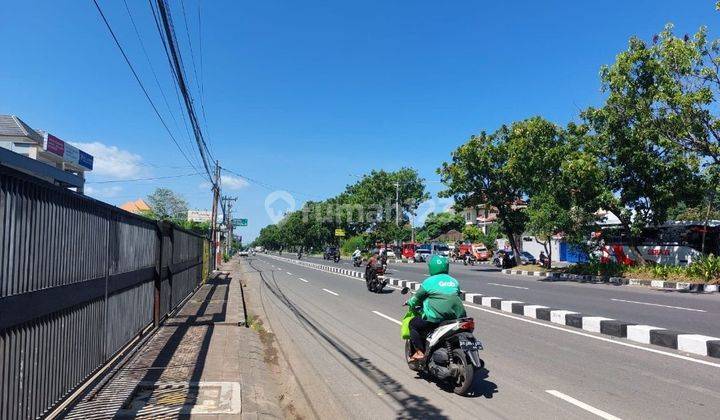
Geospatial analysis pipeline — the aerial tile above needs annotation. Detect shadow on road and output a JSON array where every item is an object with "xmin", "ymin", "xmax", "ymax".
[{"xmin": 248, "ymin": 259, "xmax": 453, "ymax": 420}]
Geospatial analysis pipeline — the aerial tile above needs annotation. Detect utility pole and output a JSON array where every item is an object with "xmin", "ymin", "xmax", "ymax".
[
  {"xmin": 222, "ymin": 196, "xmax": 238, "ymax": 256},
  {"xmin": 210, "ymin": 161, "xmax": 220, "ymax": 268},
  {"xmin": 394, "ymin": 181, "xmax": 400, "ymax": 247}
]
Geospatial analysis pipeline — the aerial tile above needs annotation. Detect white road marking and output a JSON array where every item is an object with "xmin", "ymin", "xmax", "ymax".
[
  {"xmin": 286, "ymin": 272, "xmax": 293, "ymax": 275},
  {"xmin": 610, "ymin": 298, "xmax": 706, "ymax": 313},
  {"xmin": 322, "ymin": 288, "xmax": 339, "ymax": 296},
  {"xmin": 546, "ymin": 390, "xmax": 622, "ymax": 420},
  {"xmin": 298, "ymin": 278, "xmax": 308, "ymax": 283},
  {"xmin": 462, "ymin": 303, "xmax": 720, "ymax": 368},
  {"xmin": 488, "ymin": 282, "xmax": 529, "ymax": 290},
  {"xmin": 372, "ymin": 311, "xmax": 402, "ymax": 325}
]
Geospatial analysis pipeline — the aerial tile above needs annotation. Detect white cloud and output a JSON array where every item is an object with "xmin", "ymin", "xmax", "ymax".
[
  {"xmin": 85, "ymin": 185, "xmax": 123, "ymax": 199},
  {"xmin": 199, "ymin": 174, "xmax": 249, "ymax": 191},
  {"xmin": 222, "ymin": 175, "xmax": 249, "ymax": 190},
  {"xmin": 71, "ymin": 141, "xmax": 144, "ymax": 179}
]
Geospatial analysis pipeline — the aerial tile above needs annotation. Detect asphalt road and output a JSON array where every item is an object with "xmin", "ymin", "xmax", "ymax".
[
  {"xmin": 299, "ymin": 255, "xmax": 720, "ymax": 338},
  {"xmin": 248, "ymin": 254, "xmax": 720, "ymax": 419}
]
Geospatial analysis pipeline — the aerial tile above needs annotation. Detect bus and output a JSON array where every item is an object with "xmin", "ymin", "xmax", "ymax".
[{"xmin": 597, "ymin": 221, "xmax": 720, "ymax": 265}]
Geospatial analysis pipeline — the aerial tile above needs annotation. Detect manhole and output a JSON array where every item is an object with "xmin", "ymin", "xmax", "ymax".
[{"xmin": 119, "ymin": 381, "xmax": 241, "ymax": 416}]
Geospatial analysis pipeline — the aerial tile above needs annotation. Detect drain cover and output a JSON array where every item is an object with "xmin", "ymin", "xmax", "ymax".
[{"xmin": 120, "ymin": 381, "xmax": 241, "ymax": 415}]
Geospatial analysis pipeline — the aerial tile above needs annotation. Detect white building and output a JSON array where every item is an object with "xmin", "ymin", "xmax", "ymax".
[{"xmin": 0, "ymin": 115, "xmax": 93, "ymax": 192}]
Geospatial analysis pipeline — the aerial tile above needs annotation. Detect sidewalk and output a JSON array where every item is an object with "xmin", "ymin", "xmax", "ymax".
[{"xmin": 63, "ymin": 258, "xmax": 283, "ymax": 419}]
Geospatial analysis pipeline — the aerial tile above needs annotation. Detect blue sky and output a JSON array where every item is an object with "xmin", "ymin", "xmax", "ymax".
[{"xmin": 1, "ymin": 1, "xmax": 716, "ymax": 241}]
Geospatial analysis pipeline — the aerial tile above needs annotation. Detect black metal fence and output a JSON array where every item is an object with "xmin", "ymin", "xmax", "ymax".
[{"xmin": 0, "ymin": 165, "xmax": 210, "ymax": 419}]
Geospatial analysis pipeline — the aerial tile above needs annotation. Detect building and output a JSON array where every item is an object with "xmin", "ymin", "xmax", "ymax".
[
  {"xmin": 187, "ymin": 210, "xmax": 212, "ymax": 223},
  {"xmin": 0, "ymin": 115, "xmax": 93, "ymax": 192},
  {"xmin": 119, "ymin": 199, "xmax": 151, "ymax": 214},
  {"xmin": 463, "ymin": 201, "xmax": 526, "ymax": 233}
]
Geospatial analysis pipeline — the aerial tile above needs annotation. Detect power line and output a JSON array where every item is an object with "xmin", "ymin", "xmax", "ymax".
[
  {"xmin": 87, "ymin": 172, "xmax": 203, "ymax": 184},
  {"xmin": 155, "ymin": 0, "xmax": 215, "ymax": 184},
  {"xmin": 91, "ymin": 0, "xmax": 199, "ymax": 173}
]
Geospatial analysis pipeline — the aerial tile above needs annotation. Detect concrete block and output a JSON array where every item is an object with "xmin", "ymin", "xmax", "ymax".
[
  {"xmin": 600, "ymin": 320, "xmax": 635, "ymax": 337},
  {"xmin": 464, "ymin": 293, "xmax": 483, "ymax": 304},
  {"xmin": 511, "ymin": 302, "xmax": 525, "ymax": 315},
  {"xmin": 581, "ymin": 317, "xmax": 613, "ymax": 333},
  {"xmin": 523, "ymin": 305, "xmax": 548, "ymax": 318},
  {"xmin": 677, "ymin": 334, "xmax": 720, "ymax": 356},
  {"xmin": 650, "ymin": 329, "xmax": 681, "ymax": 349},
  {"xmin": 708, "ymin": 341, "xmax": 720, "ymax": 358},
  {"xmin": 535, "ymin": 307, "xmax": 553, "ymax": 321},
  {"xmin": 565, "ymin": 313, "xmax": 584, "ymax": 328},
  {"xmin": 550, "ymin": 310, "xmax": 577, "ymax": 325},
  {"xmin": 500, "ymin": 300, "xmax": 522, "ymax": 313},
  {"xmin": 481, "ymin": 297, "xmax": 500, "ymax": 307},
  {"xmin": 626, "ymin": 325, "xmax": 663, "ymax": 344}
]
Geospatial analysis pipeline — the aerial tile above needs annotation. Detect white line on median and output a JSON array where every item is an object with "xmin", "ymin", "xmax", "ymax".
[
  {"xmin": 546, "ymin": 390, "xmax": 622, "ymax": 420},
  {"xmin": 488, "ymin": 282, "xmax": 529, "ymax": 290},
  {"xmin": 322, "ymin": 288, "xmax": 339, "ymax": 296},
  {"xmin": 298, "ymin": 278, "xmax": 308, "ymax": 283},
  {"xmin": 372, "ymin": 311, "xmax": 401, "ymax": 325},
  {"xmin": 610, "ymin": 298, "xmax": 706, "ymax": 313}
]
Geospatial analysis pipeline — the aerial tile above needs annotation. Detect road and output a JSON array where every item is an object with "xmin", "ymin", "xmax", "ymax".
[
  {"xmin": 248, "ymin": 254, "xmax": 720, "ymax": 419},
  {"xmin": 300, "ymin": 255, "xmax": 720, "ymax": 338}
]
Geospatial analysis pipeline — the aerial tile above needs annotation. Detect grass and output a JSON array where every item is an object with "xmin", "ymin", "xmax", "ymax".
[{"xmin": 563, "ymin": 255, "xmax": 720, "ymax": 284}]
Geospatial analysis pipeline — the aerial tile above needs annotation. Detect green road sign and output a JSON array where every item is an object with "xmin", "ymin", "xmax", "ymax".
[{"xmin": 232, "ymin": 218, "xmax": 248, "ymax": 226}]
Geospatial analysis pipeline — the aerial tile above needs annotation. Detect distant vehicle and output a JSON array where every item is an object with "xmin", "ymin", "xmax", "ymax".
[
  {"xmin": 323, "ymin": 246, "xmax": 339, "ymax": 260},
  {"xmin": 254, "ymin": 246, "xmax": 265, "ymax": 253},
  {"xmin": 238, "ymin": 250, "xmax": 249, "ymax": 257},
  {"xmin": 493, "ymin": 250, "xmax": 535, "ymax": 266},
  {"xmin": 380, "ymin": 248, "xmax": 396, "ymax": 259},
  {"xmin": 401, "ymin": 243, "xmax": 418, "ymax": 259},
  {"xmin": 414, "ymin": 248, "xmax": 432, "ymax": 262},
  {"xmin": 431, "ymin": 243, "xmax": 451, "ymax": 257}
]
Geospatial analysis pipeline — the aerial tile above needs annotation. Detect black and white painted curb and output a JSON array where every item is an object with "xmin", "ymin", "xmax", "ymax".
[
  {"xmin": 263, "ymin": 254, "xmax": 720, "ymax": 360},
  {"xmin": 501, "ymin": 269, "xmax": 720, "ymax": 293}
]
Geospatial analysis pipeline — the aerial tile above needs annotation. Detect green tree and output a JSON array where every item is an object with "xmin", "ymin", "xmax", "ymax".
[
  {"xmin": 439, "ymin": 129, "xmax": 527, "ymax": 264},
  {"xmin": 146, "ymin": 188, "xmax": 189, "ymax": 222},
  {"xmin": 420, "ymin": 212, "xmax": 465, "ymax": 240},
  {"xmin": 583, "ymin": 30, "xmax": 707, "ymax": 263}
]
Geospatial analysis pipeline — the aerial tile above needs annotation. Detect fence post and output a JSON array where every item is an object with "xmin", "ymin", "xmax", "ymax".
[{"xmin": 154, "ymin": 221, "xmax": 165, "ymax": 327}]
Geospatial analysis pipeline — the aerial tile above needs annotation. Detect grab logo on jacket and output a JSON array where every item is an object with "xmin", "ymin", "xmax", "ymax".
[{"xmin": 438, "ymin": 281, "xmax": 458, "ymax": 288}]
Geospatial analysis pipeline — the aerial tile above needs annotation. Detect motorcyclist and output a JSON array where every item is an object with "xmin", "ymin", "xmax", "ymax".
[
  {"xmin": 352, "ymin": 248, "xmax": 362, "ymax": 260},
  {"xmin": 365, "ymin": 251, "xmax": 380, "ymax": 283},
  {"xmin": 406, "ymin": 255, "xmax": 466, "ymax": 362}
]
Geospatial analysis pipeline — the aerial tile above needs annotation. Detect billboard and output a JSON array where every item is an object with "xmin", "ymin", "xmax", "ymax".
[{"xmin": 44, "ymin": 133, "xmax": 93, "ymax": 170}]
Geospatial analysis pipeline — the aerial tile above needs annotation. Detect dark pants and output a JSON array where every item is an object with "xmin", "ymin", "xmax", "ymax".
[{"xmin": 409, "ymin": 317, "xmax": 439, "ymax": 353}]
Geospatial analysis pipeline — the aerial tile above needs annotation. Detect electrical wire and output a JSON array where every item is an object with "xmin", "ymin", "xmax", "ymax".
[
  {"xmin": 91, "ymin": 0, "xmax": 200, "ymax": 173},
  {"xmin": 87, "ymin": 172, "xmax": 203, "ymax": 184}
]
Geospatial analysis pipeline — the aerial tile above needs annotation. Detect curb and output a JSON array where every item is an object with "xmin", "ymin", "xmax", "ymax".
[
  {"xmin": 265, "ymin": 254, "xmax": 720, "ymax": 360},
  {"xmin": 501, "ymin": 269, "xmax": 719, "ymax": 292}
]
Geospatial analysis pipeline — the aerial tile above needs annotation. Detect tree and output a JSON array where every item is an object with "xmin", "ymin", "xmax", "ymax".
[
  {"xmin": 583, "ymin": 31, "xmax": 707, "ymax": 263},
  {"xmin": 420, "ymin": 212, "xmax": 465, "ymax": 240},
  {"xmin": 146, "ymin": 188, "xmax": 189, "ymax": 222},
  {"xmin": 439, "ymin": 129, "xmax": 527, "ymax": 264},
  {"xmin": 462, "ymin": 224, "xmax": 502, "ymax": 250}
]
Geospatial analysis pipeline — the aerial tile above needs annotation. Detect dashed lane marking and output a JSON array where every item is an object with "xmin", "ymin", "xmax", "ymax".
[
  {"xmin": 545, "ymin": 390, "xmax": 622, "ymax": 420},
  {"xmin": 488, "ymin": 282, "xmax": 529, "ymax": 290},
  {"xmin": 322, "ymin": 288, "xmax": 339, "ymax": 296},
  {"xmin": 372, "ymin": 311, "xmax": 402, "ymax": 325},
  {"xmin": 610, "ymin": 298, "xmax": 706, "ymax": 313}
]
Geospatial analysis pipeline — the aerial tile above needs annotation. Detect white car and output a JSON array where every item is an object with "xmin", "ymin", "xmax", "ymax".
[
  {"xmin": 380, "ymin": 248, "xmax": 396, "ymax": 258},
  {"xmin": 238, "ymin": 250, "xmax": 249, "ymax": 257}
]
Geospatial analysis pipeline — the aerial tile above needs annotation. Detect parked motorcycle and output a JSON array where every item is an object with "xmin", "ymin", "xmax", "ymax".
[
  {"xmin": 365, "ymin": 265, "xmax": 387, "ymax": 293},
  {"xmin": 400, "ymin": 287, "xmax": 484, "ymax": 395},
  {"xmin": 333, "ymin": 254, "xmax": 340, "ymax": 263},
  {"xmin": 352, "ymin": 255, "xmax": 363, "ymax": 267}
]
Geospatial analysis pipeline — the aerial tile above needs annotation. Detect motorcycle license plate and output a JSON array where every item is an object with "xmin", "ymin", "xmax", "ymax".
[{"xmin": 459, "ymin": 340, "xmax": 483, "ymax": 351}]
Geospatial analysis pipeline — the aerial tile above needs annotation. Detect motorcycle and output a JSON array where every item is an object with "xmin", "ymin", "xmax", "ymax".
[
  {"xmin": 462, "ymin": 254, "xmax": 476, "ymax": 266},
  {"xmin": 400, "ymin": 287, "xmax": 484, "ymax": 396},
  {"xmin": 333, "ymin": 254, "xmax": 340, "ymax": 263},
  {"xmin": 352, "ymin": 255, "xmax": 363, "ymax": 267},
  {"xmin": 365, "ymin": 265, "xmax": 387, "ymax": 293},
  {"xmin": 297, "ymin": 252, "xmax": 303, "ymax": 260}
]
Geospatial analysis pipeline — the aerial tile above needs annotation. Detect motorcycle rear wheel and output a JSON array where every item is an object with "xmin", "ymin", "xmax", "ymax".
[{"xmin": 451, "ymin": 348, "xmax": 474, "ymax": 395}]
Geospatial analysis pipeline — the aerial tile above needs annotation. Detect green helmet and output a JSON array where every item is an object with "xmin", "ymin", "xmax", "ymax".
[{"xmin": 428, "ymin": 255, "xmax": 449, "ymax": 275}]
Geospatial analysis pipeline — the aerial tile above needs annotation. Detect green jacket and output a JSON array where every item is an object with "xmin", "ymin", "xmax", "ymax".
[{"xmin": 406, "ymin": 274, "xmax": 466, "ymax": 323}]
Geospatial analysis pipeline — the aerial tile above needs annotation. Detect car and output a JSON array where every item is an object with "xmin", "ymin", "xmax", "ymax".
[
  {"xmin": 238, "ymin": 250, "xmax": 249, "ymax": 257},
  {"xmin": 475, "ymin": 245, "xmax": 491, "ymax": 261},
  {"xmin": 493, "ymin": 250, "xmax": 535, "ymax": 266},
  {"xmin": 414, "ymin": 248, "xmax": 432, "ymax": 262},
  {"xmin": 380, "ymin": 248, "xmax": 396, "ymax": 258},
  {"xmin": 519, "ymin": 251, "xmax": 537, "ymax": 265},
  {"xmin": 431, "ymin": 243, "xmax": 451, "ymax": 257},
  {"xmin": 323, "ymin": 246, "xmax": 339, "ymax": 260}
]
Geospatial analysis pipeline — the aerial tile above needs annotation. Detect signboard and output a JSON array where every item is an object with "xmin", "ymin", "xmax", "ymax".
[
  {"xmin": 335, "ymin": 229, "xmax": 345, "ymax": 237},
  {"xmin": 232, "ymin": 218, "xmax": 248, "ymax": 226},
  {"xmin": 44, "ymin": 133, "xmax": 94, "ymax": 170}
]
